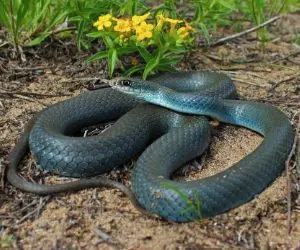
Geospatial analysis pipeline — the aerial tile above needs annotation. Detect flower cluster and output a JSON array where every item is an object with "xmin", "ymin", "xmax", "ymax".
[
  {"xmin": 91, "ymin": 12, "xmax": 195, "ymax": 78},
  {"xmin": 93, "ymin": 12, "xmax": 194, "ymax": 45}
]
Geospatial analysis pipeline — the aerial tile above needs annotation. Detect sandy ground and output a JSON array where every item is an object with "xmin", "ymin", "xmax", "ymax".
[{"xmin": 0, "ymin": 14, "xmax": 299, "ymax": 249}]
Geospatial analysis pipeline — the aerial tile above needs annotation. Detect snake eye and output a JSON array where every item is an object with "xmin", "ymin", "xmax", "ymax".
[{"xmin": 120, "ymin": 79, "xmax": 131, "ymax": 87}]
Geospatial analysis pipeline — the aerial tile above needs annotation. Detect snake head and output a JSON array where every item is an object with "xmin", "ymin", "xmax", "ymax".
[
  {"xmin": 109, "ymin": 77, "xmax": 136, "ymax": 92},
  {"xmin": 109, "ymin": 77, "xmax": 164, "ymax": 101}
]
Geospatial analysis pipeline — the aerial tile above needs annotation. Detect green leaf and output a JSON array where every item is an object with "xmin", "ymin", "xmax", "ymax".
[
  {"xmin": 192, "ymin": 5, "xmax": 201, "ymax": 23},
  {"xmin": 193, "ymin": 190, "xmax": 202, "ymax": 215},
  {"xmin": 86, "ymin": 50, "xmax": 108, "ymax": 63},
  {"xmin": 30, "ymin": 0, "xmax": 52, "ymax": 27},
  {"xmin": 107, "ymin": 48, "xmax": 117, "ymax": 76},
  {"xmin": 46, "ymin": 10, "xmax": 69, "ymax": 31},
  {"xmin": 167, "ymin": 46, "xmax": 186, "ymax": 54},
  {"xmin": 160, "ymin": 182, "xmax": 191, "ymax": 204},
  {"xmin": 198, "ymin": 23, "xmax": 212, "ymax": 45},
  {"xmin": 160, "ymin": 55, "xmax": 182, "ymax": 65},
  {"xmin": 68, "ymin": 16, "xmax": 83, "ymax": 22},
  {"xmin": 160, "ymin": 181, "xmax": 202, "ymax": 220},
  {"xmin": 0, "ymin": 1, "xmax": 10, "ymax": 28},
  {"xmin": 26, "ymin": 32, "xmax": 50, "ymax": 46},
  {"xmin": 103, "ymin": 36, "xmax": 114, "ymax": 48},
  {"xmin": 157, "ymin": 65, "xmax": 176, "ymax": 72},
  {"xmin": 79, "ymin": 39, "xmax": 90, "ymax": 50},
  {"xmin": 0, "ymin": 41, "xmax": 9, "ymax": 48},
  {"xmin": 143, "ymin": 55, "xmax": 160, "ymax": 79},
  {"xmin": 137, "ymin": 47, "xmax": 153, "ymax": 62},
  {"xmin": 86, "ymin": 31, "xmax": 104, "ymax": 38},
  {"xmin": 15, "ymin": 0, "xmax": 30, "ymax": 31},
  {"xmin": 116, "ymin": 47, "xmax": 138, "ymax": 55},
  {"xmin": 124, "ymin": 65, "xmax": 145, "ymax": 76},
  {"xmin": 76, "ymin": 20, "xmax": 86, "ymax": 50}
]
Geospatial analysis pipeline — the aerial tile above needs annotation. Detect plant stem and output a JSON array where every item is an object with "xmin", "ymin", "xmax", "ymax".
[{"xmin": 9, "ymin": 0, "xmax": 18, "ymax": 49}]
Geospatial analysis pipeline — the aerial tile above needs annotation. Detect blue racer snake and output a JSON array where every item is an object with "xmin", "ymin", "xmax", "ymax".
[{"xmin": 7, "ymin": 71, "xmax": 294, "ymax": 222}]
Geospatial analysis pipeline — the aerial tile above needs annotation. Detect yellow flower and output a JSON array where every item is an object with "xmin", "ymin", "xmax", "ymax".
[
  {"xmin": 114, "ymin": 18, "xmax": 132, "ymax": 33},
  {"xmin": 177, "ymin": 22, "xmax": 194, "ymax": 40},
  {"xmin": 132, "ymin": 12, "xmax": 150, "ymax": 27},
  {"xmin": 155, "ymin": 14, "xmax": 165, "ymax": 31},
  {"xmin": 119, "ymin": 33, "xmax": 130, "ymax": 44},
  {"xmin": 165, "ymin": 17, "xmax": 183, "ymax": 34},
  {"xmin": 184, "ymin": 22, "xmax": 194, "ymax": 31},
  {"xmin": 93, "ymin": 14, "xmax": 112, "ymax": 31},
  {"xmin": 135, "ymin": 21, "xmax": 154, "ymax": 41},
  {"xmin": 165, "ymin": 17, "xmax": 182, "ymax": 25},
  {"xmin": 177, "ymin": 27, "xmax": 189, "ymax": 39}
]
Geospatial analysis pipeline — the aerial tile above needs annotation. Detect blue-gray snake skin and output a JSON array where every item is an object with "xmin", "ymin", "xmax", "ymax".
[{"xmin": 7, "ymin": 71, "xmax": 294, "ymax": 222}]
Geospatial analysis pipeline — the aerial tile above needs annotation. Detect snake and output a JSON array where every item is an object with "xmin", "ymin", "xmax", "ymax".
[{"xmin": 7, "ymin": 71, "xmax": 294, "ymax": 222}]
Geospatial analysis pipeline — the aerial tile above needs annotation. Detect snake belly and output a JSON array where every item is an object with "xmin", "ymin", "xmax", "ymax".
[{"xmin": 9, "ymin": 71, "xmax": 294, "ymax": 222}]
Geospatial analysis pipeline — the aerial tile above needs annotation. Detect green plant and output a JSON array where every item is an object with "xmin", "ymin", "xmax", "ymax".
[
  {"xmin": 65, "ymin": 0, "xmax": 147, "ymax": 50},
  {"xmin": 151, "ymin": 0, "xmax": 238, "ymax": 45},
  {"xmin": 1, "ymin": 0, "xmax": 299, "ymax": 71},
  {"xmin": 161, "ymin": 182, "xmax": 202, "ymax": 221},
  {"xmin": 0, "ymin": 234, "xmax": 15, "ymax": 248},
  {"xmin": 87, "ymin": 11, "xmax": 195, "ymax": 78},
  {"xmin": 0, "ymin": 0, "xmax": 69, "ymax": 54},
  {"xmin": 191, "ymin": 0, "xmax": 236, "ymax": 28},
  {"xmin": 236, "ymin": 0, "xmax": 300, "ymax": 49},
  {"xmin": 292, "ymin": 35, "xmax": 300, "ymax": 45}
]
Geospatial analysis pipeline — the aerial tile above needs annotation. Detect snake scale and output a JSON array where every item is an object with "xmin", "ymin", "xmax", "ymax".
[{"xmin": 7, "ymin": 71, "xmax": 294, "ymax": 222}]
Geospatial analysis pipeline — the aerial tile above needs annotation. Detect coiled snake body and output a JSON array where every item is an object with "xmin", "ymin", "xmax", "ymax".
[{"xmin": 7, "ymin": 71, "xmax": 294, "ymax": 222}]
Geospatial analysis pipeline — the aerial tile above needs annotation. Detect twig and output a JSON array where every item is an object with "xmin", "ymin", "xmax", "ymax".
[
  {"xmin": 59, "ymin": 77, "xmax": 106, "ymax": 83},
  {"xmin": 94, "ymin": 227, "xmax": 122, "ymax": 247},
  {"xmin": 288, "ymin": 58, "xmax": 300, "ymax": 65},
  {"xmin": 17, "ymin": 196, "xmax": 50, "ymax": 224},
  {"xmin": 207, "ymin": 16, "xmax": 280, "ymax": 47},
  {"xmin": 286, "ymin": 111, "xmax": 300, "ymax": 234},
  {"xmin": 293, "ymin": 112, "xmax": 300, "ymax": 175},
  {"xmin": 269, "ymin": 73, "xmax": 300, "ymax": 91},
  {"xmin": 270, "ymin": 102, "xmax": 300, "ymax": 107},
  {"xmin": 35, "ymin": 196, "xmax": 47, "ymax": 219},
  {"xmin": 18, "ymin": 200, "xmax": 39, "ymax": 213},
  {"xmin": 251, "ymin": 97, "xmax": 300, "ymax": 107},
  {"xmin": 0, "ymin": 158, "xmax": 5, "ymax": 189},
  {"xmin": 9, "ymin": 65, "xmax": 47, "ymax": 72},
  {"xmin": 269, "ymin": 63, "xmax": 299, "ymax": 73},
  {"xmin": 271, "ymin": 50, "xmax": 300, "ymax": 64},
  {"xmin": 0, "ymin": 88, "xmax": 70, "ymax": 98},
  {"xmin": 232, "ymin": 77, "xmax": 271, "ymax": 88},
  {"xmin": 0, "ymin": 215, "xmax": 17, "ymax": 220},
  {"xmin": 221, "ymin": 70, "xmax": 271, "ymax": 80},
  {"xmin": 52, "ymin": 27, "xmax": 76, "ymax": 36},
  {"xmin": 219, "ymin": 67, "xmax": 272, "ymax": 72},
  {"xmin": 14, "ymin": 94, "xmax": 48, "ymax": 106},
  {"xmin": 2, "ymin": 91, "xmax": 49, "ymax": 106},
  {"xmin": 231, "ymin": 55, "xmax": 263, "ymax": 64},
  {"xmin": 9, "ymin": 0, "xmax": 18, "ymax": 58},
  {"xmin": 297, "ymin": 137, "xmax": 300, "ymax": 173}
]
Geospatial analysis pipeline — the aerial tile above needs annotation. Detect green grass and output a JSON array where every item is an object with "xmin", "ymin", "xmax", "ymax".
[
  {"xmin": 161, "ymin": 182, "xmax": 202, "ymax": 221},
  {"xmin": 0, "ymin": 234, "xmax": 15, "ymax": 248},
  {"xmin": 0, "ymin": 0, "xmax": 299, "ymax": 72},
  {"xmin": 236, "ymin": 0, "xmax": 300, "ymax": 49},
  {"xmin": 1, "ymin": 0, "xmax": 299, "ymax": 49},
  {"xmin": 292, "ymin": 35, "xmax": 300, "ymax": 45},
  {"xmin": 0, "ymin": 0, "xmax": 69, "ymax": 48}
]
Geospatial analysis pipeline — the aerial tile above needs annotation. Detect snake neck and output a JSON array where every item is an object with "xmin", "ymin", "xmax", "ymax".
[
  {"xmin": 148, "ymin": 89, "xmax": 291, "ymax": 136},
  {"xmin": 154, "ymin": 89, "xmax": 225, "ymax": 118}
]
